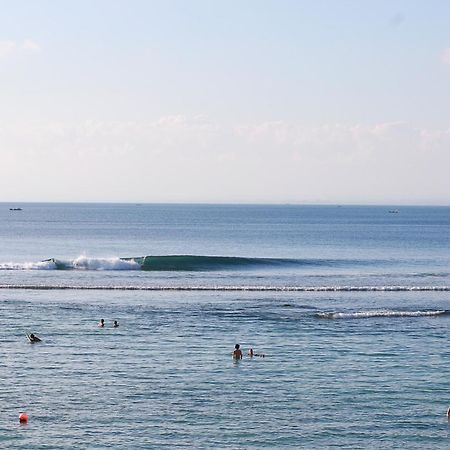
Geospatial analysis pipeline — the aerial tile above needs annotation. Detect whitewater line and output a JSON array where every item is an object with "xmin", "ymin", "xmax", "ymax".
[
  {"xmin": 317, "ymin": 309, "xmax": 449, "ymax": 319},
  {"xmin": 1, "ymin": 284, "xmax": 450, "ymax": 292}
]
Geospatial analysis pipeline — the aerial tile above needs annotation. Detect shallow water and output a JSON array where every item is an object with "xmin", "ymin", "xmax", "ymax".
[
  {"xmin": 1, "ymin": 204, "xmax": 450, "ymax": 448},
  {"xmin": 2, "ymin": 290, "xmax": 450, "ymax": 449}
]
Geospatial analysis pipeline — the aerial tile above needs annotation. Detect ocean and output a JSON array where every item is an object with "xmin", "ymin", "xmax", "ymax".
[{"xmin": 1, "ymin": 203, "xmax": 450, "ymax": 449}]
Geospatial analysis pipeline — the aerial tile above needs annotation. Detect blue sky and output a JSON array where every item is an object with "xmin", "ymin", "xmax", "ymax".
[{"xmin": 1, "ymin": 1, "xmax": 450, "ymax": 203}]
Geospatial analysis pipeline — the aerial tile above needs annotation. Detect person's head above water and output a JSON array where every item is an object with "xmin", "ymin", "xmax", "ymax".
[
  {"xmin": 28, "ymin": 333, "xmax": 41, "ymax": 342},
  {"xmin": 235, "ymin": 344, "xmax": 240, "ymax": 350},
  {"xmin": 113, "ymin": 320, "xmax": 119, "ymax": 327}
]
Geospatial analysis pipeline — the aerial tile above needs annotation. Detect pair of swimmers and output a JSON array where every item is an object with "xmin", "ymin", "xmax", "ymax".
[
  {"xmin": 233, "ymin": 344, "xmax": 265, "ymax": 359},
  {"xmin": 98, "ymin": 319, "xmax": 119, "ymax": 328}
]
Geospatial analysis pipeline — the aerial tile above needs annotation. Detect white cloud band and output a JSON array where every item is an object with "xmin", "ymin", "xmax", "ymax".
[{"xmin": 0, "ymin": 117, "xmax": 449, "ymax": 203}]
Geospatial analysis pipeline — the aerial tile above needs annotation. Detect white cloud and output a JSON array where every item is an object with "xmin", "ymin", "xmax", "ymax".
[
  {"xmin": 22, "ymin": 39, "xmax": 41, "ymax": 52},
  {"xmin": 440, "ymin": 47, "xmax": 450, "ymax": 67},
  {"xmin": 0, "ymin": 39, "xmax": 41, "ymax": 58}
]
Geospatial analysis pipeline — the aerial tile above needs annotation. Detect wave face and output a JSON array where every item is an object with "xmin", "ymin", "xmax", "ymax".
[
  {"xmin": 316, "ymin": 309, "xmax": 449, "ymax": 319},
  {"xmin": 0, "ymin": 255, "xmax": 359, "ymax": 271},
  {"xmin": 138, "ymin": 255, "xmax": 299, "ymax": 271}
]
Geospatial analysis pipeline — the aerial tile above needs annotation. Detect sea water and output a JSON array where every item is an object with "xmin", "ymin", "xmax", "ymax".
[{"xmin": 1, "ymin": 203, "xmax": 450, "ymax": 449}]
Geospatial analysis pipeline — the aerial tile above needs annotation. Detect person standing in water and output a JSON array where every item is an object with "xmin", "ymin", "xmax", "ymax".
[
  {"xmin": 113, "ymin": 320, "xmax": 119, "ymax": 328},
  {"xmin": 233, "ymin": 344, "xmax": 243, "ymax": 359},
  {"xmin": 98, "ymin": 319, "xmax": 105, "ymax": 328}
]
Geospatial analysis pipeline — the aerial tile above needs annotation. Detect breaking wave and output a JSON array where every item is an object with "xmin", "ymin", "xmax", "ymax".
[
  {"xmin": 0, "ymin": 255, "xmax": 376, "ymax": 272},
  {"xmin": 0, "ymin": 261, "xmax": 58, "ymax": 270},
  {"xmin": 316, "ymin": 309, "xmax": 449, "ymax": 319},
  {"xmin": 0, "ymin": 256, "xmax": 140, "ymax": 271},
  {"xmin": 1, "ymin": 285, "xmax": 450, "ymax": 291}
]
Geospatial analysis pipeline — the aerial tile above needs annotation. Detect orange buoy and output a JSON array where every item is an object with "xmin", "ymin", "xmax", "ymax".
[{"xmin": 19, "ymin": 413, "xmax": 28, "ymax": 423}]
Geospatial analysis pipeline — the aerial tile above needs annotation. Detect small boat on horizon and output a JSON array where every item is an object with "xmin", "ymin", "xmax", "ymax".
[{"xmin": 9, "ymin": 208, "xmax": 23, "ymax": 211}]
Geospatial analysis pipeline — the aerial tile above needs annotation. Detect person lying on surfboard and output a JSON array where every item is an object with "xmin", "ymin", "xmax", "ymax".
[
  {"xmin": 27, "ymin": 333, "xmax": 42, "ymax": 343},
  {"xmin": 248, "ymin": 348, "xmax": 265, "ymax": 358}
]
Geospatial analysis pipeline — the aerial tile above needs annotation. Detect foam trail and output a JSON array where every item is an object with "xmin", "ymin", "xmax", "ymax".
[
  {"xmin": 0, "ymin": 257, "xmax": 141, "ymax": 271},
  {"xmin": 1, "ymin": 285, "xmax": 450, "ymax": 291},
  {"xmin": 317, "ymin": 309, "xmax": 449, "ymax": 319},
  {"xmin": 0, "ymin": 260, "xmax": 57, "ymax": 270}
]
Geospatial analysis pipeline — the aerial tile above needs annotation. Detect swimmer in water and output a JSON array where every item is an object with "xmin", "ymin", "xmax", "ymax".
[
  {"xmin": 113, "ymin": 320, "xmax": 119, "ymax": 328},
  {"xmin": 248, "ymin": 347, "xmax": 265, "ymax": 358},
  {"xmin": 28, "ymin": 333, "xmax": 41, "ymax": 343},
  {"xmin": 233, "ymin": 344, "xmax": 243, "ymax": 359},
  {"xmin": 98, "ymin": 319, "xmax": 105, "ymax": 328}
]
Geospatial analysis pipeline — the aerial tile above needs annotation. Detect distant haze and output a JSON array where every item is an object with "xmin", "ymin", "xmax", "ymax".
[{"xmin": 1, "ymin": 0, "xmax": 450, "ymax": 205}]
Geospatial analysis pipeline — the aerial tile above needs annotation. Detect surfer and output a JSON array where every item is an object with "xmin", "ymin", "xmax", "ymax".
[
  {"xmin": 233, "ymin": 344, "xmax": 243, "ymax": 359},
  {"xmin": 113, "ymin": 320, "xmax": 119, "ymax": 328},
  {"xmin": 248, "ymin": 348, "xmax": 265, "ymax": 358},
  {"xmin": 28, "ymin": 333, "xmax": 41, "ymax": 343},
  {"xmin": 98, "ymin": 319, "xmax": 105, "ymax": 328}
]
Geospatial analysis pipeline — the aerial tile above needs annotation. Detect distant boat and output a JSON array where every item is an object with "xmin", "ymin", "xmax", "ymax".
[
  {"xmin": 388, "ymin": 210, "xmax": 399, "ymax": 214},
  {"xmin": 9, "ymin": 208, "xmax": 22, "ymax": 211}
]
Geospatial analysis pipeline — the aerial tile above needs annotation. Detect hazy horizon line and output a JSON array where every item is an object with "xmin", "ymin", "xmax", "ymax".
[{"xmin": 2, "ymin": 200, "xmax": 450, "ymax": 207}]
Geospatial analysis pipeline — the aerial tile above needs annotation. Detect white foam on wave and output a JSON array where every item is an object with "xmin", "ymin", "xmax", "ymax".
[
  {"xmin": 0, "ymin": 256, "xmax": 141, "ymax": 271},
  {"xmin": 69, "ymin": 256, "xmax": 140, "ymax": 271},
  {"xmin": 0, "ymin": 260, "xmax": 57, "ymax": 270},
  {"xmin": 1, "ymin": 284, "xmax": 450, "ymax": 292},
  {"xmin": 317, "ymin": 309, "xmax": 447, "ymax": 319}
]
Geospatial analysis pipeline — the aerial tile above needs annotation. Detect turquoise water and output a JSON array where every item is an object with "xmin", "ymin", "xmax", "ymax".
[{"xmin": 1, "ymin": 204, "xmax": 450, "ymax": 448}]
